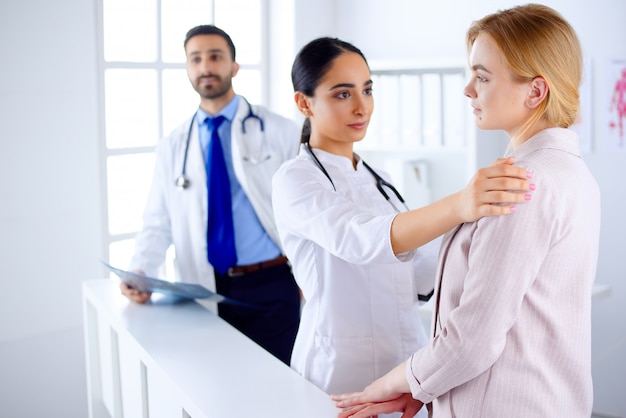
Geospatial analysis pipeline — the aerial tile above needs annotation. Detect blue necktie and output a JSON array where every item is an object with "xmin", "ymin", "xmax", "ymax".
[{"xmin": 206, "ymin": 116, "xmax": 237, "ymax": 274}]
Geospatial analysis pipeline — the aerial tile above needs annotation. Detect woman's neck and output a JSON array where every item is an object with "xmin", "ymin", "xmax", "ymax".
[
  {"xmin": 509, "ymin": 120, "xmax": 552, "ymax": 149},
  {"xmin": 309, "ymin": 138, "xmax": 356, "ymax": 168}
]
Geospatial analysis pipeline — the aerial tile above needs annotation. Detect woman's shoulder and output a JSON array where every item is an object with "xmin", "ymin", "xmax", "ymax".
[{"xmin": 274, "ymin": 152, "xmax": 315, "ymax": 179}]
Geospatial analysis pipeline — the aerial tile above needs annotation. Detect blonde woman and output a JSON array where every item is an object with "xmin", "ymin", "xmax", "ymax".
[{"xmin": 333, "ymin": 4, "xmax": 601, "ymax": 418}]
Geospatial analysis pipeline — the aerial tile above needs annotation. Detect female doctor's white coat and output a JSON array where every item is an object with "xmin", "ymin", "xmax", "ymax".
[
  {"xmin": 129, "ymin": 96, "xmax": 299, "ymax": 303},
  {"xmin": 272, "ymin": 144, "xmax": 439, "ymax": 398}
]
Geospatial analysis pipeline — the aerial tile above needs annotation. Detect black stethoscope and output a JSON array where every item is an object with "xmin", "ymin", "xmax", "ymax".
[
  {"xmin": 175, "ymin": 98, "xmax": 265, "ymax": 190},
  {"xmin": 304, "ymin": 142, "xmax": 409, "ymax": 212}
]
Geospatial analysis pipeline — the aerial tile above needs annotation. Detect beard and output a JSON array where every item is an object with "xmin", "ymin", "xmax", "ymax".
[{"xmin": 192, "ymin": 74, "xmax": 233, "ymax": 100}]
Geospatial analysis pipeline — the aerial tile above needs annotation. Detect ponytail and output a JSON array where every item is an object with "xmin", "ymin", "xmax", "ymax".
[{"xmin": 300, "ymin": 118, "xmax": 311, "ymax": 144}]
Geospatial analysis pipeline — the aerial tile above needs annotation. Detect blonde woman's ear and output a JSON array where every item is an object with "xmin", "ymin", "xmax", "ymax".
[{"xmin": 527, "ymin": 77, "xmax": 549, "ymax": 108}]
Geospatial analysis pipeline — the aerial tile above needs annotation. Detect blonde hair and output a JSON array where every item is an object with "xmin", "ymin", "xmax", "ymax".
[{"xmin": 466, "ymin": 4, "xmax": 582, "ymax": 135}]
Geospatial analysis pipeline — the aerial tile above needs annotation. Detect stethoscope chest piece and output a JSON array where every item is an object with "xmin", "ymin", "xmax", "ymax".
[{"xmin": 175, "ymin": 175, "xmax": 190, "ymax": 189}]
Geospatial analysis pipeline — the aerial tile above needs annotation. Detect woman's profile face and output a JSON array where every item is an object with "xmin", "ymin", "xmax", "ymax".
[
  {"xmin": 463, "ymin": 33, "xmax": 532, "ymax": 139},
  {"xmin": 307, "ymin": 52, "xmax": 373, "ymax": 153}
]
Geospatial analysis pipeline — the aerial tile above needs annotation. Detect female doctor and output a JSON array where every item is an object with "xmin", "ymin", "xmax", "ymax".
[
  {"xmin": 125, "ymin": 25, "xmax": 301, "ymax": 365},
  {"xmin": 271, "ymin": 37, "xmax": 536, "ymax": 411}
]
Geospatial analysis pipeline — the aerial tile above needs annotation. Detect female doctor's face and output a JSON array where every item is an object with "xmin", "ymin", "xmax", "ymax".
[{"xmin": 303, "ymin": 52, "xmax": 374, "ymax": 154}]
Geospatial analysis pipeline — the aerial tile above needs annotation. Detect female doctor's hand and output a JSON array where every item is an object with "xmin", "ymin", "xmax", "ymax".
[
  {"xmin": 456, "ymin": 156, "xmax": 535, "ymax": 222},
  {"xmin": 390, "ymin": 156, "xmax": 535, "ymax": 255},
  {"xmin": 119, "ymin": 271, "xmax": 152, "ymax": 304}
]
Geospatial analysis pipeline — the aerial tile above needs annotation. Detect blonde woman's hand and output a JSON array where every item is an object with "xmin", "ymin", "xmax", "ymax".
[
  {"xmin": 331, "ymin": 363, "xmax": 414, "ymax": 418},
  {"xmin": 333, "ymin": 393, "xmax": 423, "ymax": 418}
]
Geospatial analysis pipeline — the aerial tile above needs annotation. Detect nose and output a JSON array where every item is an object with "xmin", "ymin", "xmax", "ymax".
[
  {"xmin": 463, "ymin": 79, "xmax": 475, "ymax": 98},
  {"xmin": 200, "ymin": 57, "xmax": 212, "ymax": 74},
  {"xmin": 353, "ymin": 92, "xmax": 372, "ymax": 116}
]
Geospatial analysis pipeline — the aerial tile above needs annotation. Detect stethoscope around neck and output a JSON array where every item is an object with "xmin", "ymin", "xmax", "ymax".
[
  {"xmin": 175, "ymin": 97, "xmax": 265, "ymax": 190},
  {"xmin": 304, "ymin": 141, "xmax": 409, "ymax": 212}
]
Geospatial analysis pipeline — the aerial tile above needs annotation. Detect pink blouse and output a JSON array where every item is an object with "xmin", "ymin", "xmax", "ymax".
[{"xmin": 406, "ymin": 128, "xmax": 601, "ymax": 418}]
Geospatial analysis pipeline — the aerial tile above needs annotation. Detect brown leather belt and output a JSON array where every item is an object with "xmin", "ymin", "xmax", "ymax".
[{"xmin": 226, "ymin": 255, "xmax": 289, "ymax": 277}]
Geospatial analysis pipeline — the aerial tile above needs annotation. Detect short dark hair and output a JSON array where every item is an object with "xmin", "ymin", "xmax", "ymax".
[{"xmin": 183, "ymin": 24, "xmax": 236, "ymax": 61}]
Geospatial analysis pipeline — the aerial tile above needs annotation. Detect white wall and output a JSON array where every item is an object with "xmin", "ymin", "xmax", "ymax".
[
  {"xmin": 0, "ymin": 0, "xmax": 102, "ymax": 416},
  {"xmin": 293, "ymin": 0, "xmax": 626, "ymax": 416}
]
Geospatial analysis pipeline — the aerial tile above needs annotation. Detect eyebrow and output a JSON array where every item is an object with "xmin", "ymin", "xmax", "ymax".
[
  {"xmin": 188, "ymin": 48, "xmax": 225, "ymax": 56},
  {"xmin": 329, "ymin": 79, "xmax": 373, "ymax": 90},
  {"xmin": 471, "ymin": 64, "xmax": 492, "ymax": 74}
]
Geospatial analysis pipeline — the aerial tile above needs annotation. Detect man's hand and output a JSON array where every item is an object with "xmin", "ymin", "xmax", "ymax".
[{"xmin": 119, "ymin": 271, "xmax": 152, "ymax": 303}]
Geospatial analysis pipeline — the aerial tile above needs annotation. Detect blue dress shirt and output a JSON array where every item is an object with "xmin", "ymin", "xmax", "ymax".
[{"xmin": 197, "ymin": 96, "xmax": 281, "ymax": 265}]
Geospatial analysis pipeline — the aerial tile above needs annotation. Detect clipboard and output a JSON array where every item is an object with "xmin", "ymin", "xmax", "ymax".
[{"xmin": 101, "ymin": 260, "xmax": 224, "ymax": 302}]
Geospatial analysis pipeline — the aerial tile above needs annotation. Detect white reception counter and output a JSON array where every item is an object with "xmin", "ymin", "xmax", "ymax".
[
  {"xmin": 83, "ymin": 279, "xmax": 610, "ymax": 418},
  {"xmin": 82, "ymin": 279, "xmax": 339, "ymax": 418}
]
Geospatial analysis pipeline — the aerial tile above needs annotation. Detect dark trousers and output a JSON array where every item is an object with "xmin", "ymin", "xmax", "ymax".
[{"xmin": 214, "ymin": 263, "xmax": 301, "ymax": 365}]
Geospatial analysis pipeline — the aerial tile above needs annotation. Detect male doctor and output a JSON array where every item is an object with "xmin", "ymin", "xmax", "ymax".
[{"xmin": 121, "ymin": 24, "xmax": 301, "ymax": 365}]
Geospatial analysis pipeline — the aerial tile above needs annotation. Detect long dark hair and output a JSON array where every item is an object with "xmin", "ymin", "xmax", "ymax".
[{"xmin": 291, "ymin": 37, "xmax": 368, "ymax": 144}]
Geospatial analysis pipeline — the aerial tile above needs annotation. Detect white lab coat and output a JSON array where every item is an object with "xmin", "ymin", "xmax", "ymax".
[
  {"xmin": 272, "ymin": 145, "xmax": 439, "ymax": 404},
  {"xmin": 130, "ymin": 96, "xmax": 300, "ymax": 307}
]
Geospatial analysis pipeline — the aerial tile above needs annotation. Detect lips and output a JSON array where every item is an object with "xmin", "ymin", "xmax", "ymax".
[
  {"xmin": 200, "ymin": 75, "xmax": 218, "ymax": 84},
  {"xmin": 348, "ymin": 122, "xmax": 368, "ymax": 129}
]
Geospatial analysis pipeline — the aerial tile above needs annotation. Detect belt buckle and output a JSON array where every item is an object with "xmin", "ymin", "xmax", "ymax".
[{"xmin": 226, "ymin": 267, "xmax": 244, "ymax": 278}]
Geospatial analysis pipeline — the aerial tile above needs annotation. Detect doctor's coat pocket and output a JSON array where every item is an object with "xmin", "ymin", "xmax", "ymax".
[
  {"xmin": 310, "ymin": 334, "xmax": 375, "ymax": 394},
  {"xmin": 240, "ymin": 151, "xmax": 284, "ymax": 174}
]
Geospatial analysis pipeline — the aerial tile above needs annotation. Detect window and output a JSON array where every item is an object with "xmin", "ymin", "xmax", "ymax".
[
  {"xmin": 355, "ymin": 65, "xmax": 471, "ymax": 210},
  {"xmin": 362, "ymin": 67, "xmax": 468, "ymax": 150},
  {"xmin": 99, "ymin": 0, "xmax": 267, "ymax": 274}
]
